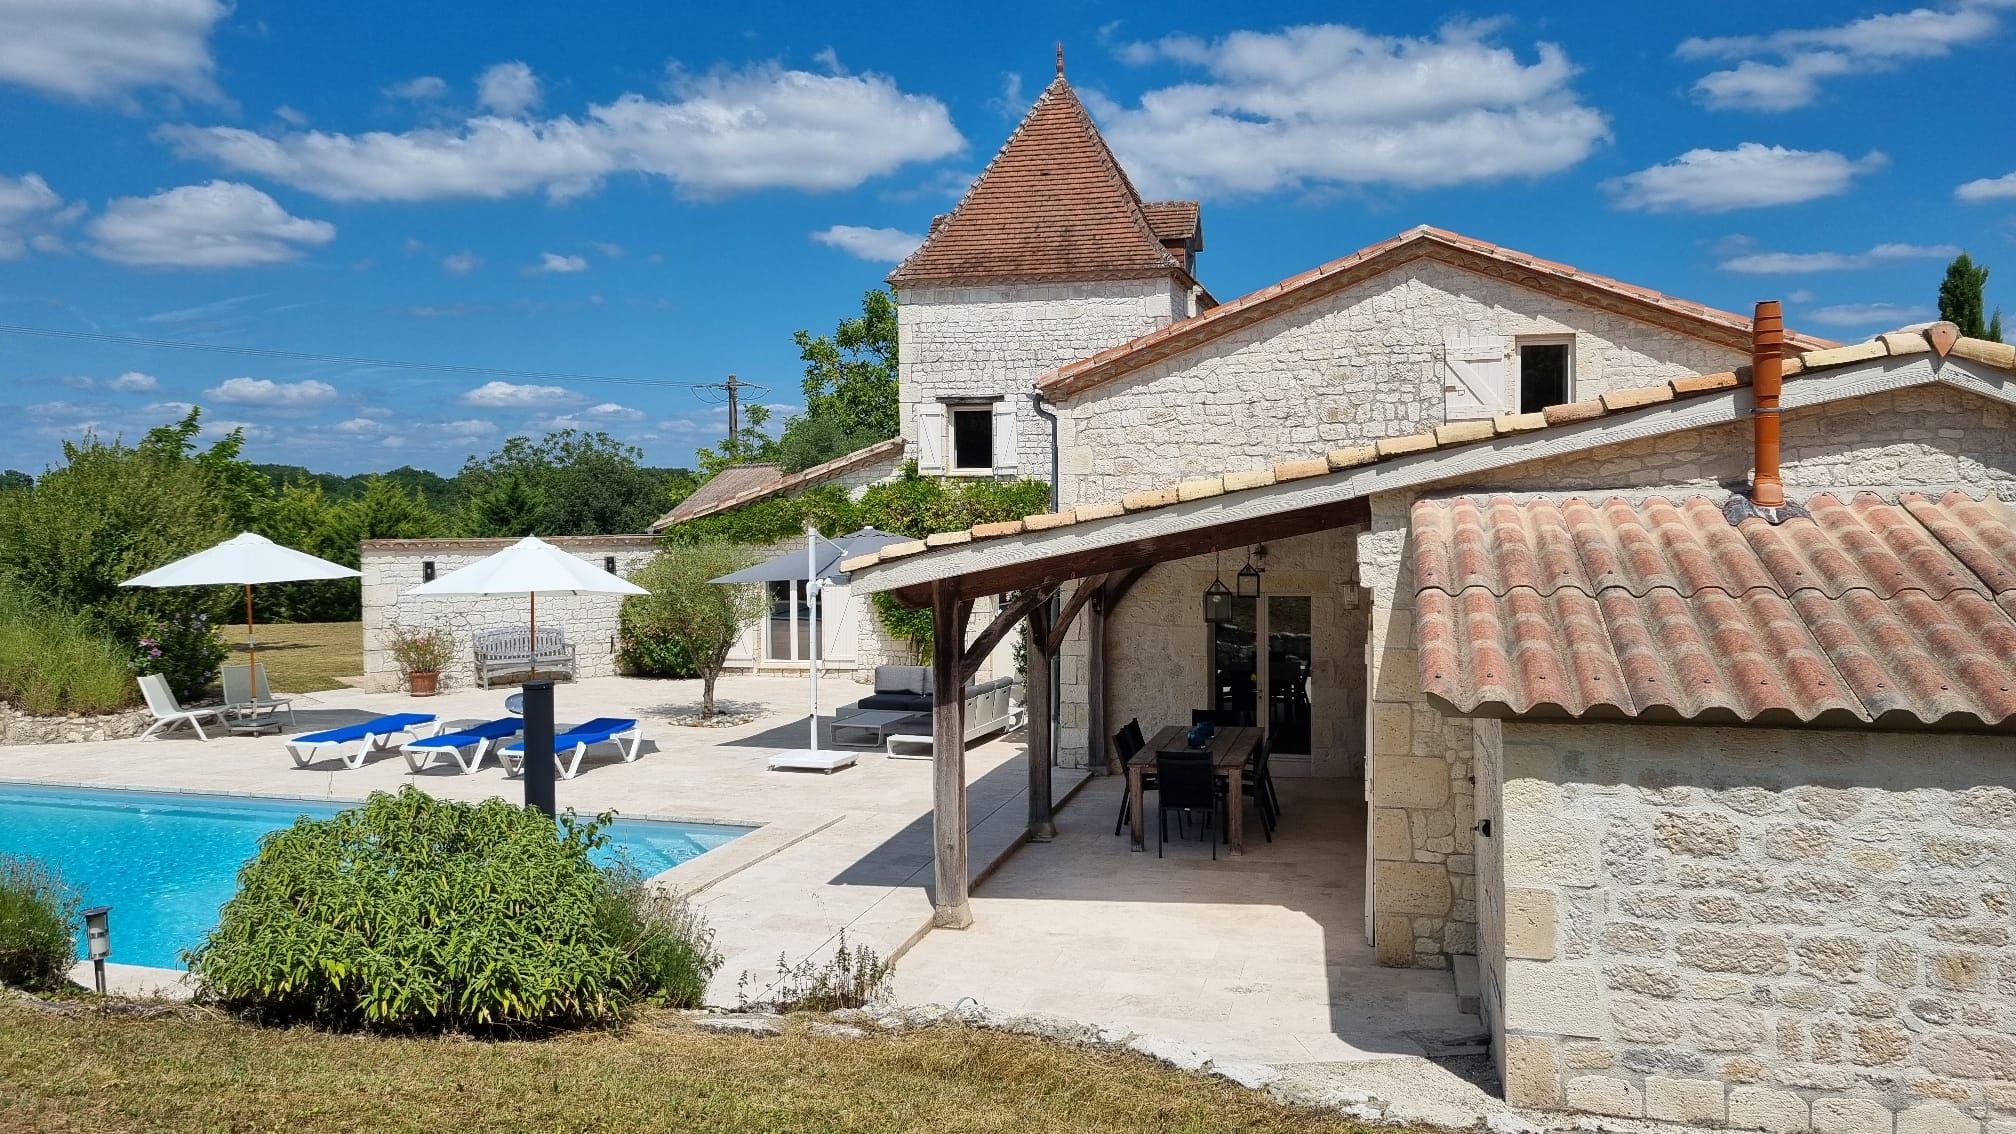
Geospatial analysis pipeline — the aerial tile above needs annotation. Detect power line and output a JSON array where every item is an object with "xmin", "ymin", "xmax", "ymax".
[{"xmin": 0, "ymin": 322, "xmax": 710, "ymax": 392}]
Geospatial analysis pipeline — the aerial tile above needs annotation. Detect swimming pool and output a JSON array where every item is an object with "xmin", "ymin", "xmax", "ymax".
[{"xmin": 0, "ymin": 782, "xmax": 748, "ymax": 970}]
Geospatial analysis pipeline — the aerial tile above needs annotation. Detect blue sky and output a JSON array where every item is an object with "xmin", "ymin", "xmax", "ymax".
[{"xmin": 2, "ymin": 0, "xmax": 2012, "ymax": 476}]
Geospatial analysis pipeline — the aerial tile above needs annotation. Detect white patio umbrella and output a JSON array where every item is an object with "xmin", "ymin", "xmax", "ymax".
[
  {"xmin": 121, "ymin": 532, "xmax": 361, "ymax": 673},
  {"xmin": 404, "ymin": 535, "xmax": 647, "ymax": 678}
]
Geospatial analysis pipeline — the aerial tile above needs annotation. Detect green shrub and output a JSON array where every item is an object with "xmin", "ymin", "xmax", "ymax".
[
  {"xmin": 0, "ymin": 584, "xmax": 137, "ymax": 715},
  {"xmin": 188, "ymin": 787, "xmax": 719, "ymax": 1032},
  {"xmin": 615, "ymin": 603, "xmax": 699, "ymax": 678},
  {"xmin": 0, "ymin": 855, "xmax": 81, "ymax": 991},
  {"xmin": 131, "ymin": 612, "xmax": 230, "ymax": 703},
  {"xmin": 736, "ymin": 930, "xmax": 892, "ymax": 1013}
]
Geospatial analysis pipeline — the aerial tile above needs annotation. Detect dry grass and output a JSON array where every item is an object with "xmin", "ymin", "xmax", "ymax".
[
  {"xmin": 0, "ymin": 1004, "xmax": 1385, "ymax": 1134},
  {"xmin": 223, "ymin": 622, "xmax": 362, "ymax": 694}
]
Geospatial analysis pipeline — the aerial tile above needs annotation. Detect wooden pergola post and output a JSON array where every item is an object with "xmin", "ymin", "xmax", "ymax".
[
  {"xmin": 1085, "ymin": 590, "xmax": 1107, "ymax": 773},
  {"xmin": 930, "ymin": 580, "xmax": 972, "ymax": 928},
  {"xmin": 1025, "ymin": 602, "xmax": 1056, "ymax": 841}
]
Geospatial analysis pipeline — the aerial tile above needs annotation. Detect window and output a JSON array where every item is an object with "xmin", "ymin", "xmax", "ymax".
[
  {"xmin": 951, "ymin": 406, "xmax": 994, "ymax": 472},
  {"xmin": 603, "ymin": 555, "xmax": 617, "ymax": 574},
  {"xmin": 421, "ymin": 560, "xmax": 435, "ymax": 583},
  {"xmin": 1518, "ymin": 339, "xmax": 1573, "ymax": 414},
  {"xmin": 766, "ymin": 580, "xmax": 822, "ymax": 662}
]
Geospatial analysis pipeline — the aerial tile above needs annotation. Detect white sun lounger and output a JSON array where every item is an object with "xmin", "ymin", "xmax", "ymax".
[
  {"xmin": 285, "ymin": 713, "xmax": 440, "ymax": 770},
  {"xmin": 498, "ymin": 717, "xmax": 641, "ymax": 780},
  {"xmin": 136, "ymin": 674, "xmax": 228, "ymax": 742},
  {"xmin": 400, "ymin": 717, "xmax": 521, "ymax": 775}
]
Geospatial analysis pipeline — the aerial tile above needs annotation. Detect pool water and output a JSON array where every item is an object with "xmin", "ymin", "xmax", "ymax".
[{"xmin": 0, "ymin": 783, "xmax": 748, "ymax": 970}]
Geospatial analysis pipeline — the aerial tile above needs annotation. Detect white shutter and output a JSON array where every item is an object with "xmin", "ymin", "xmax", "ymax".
[
  {"xmin": 1443, "ymin": 335, "xmax": 1507, "ymax": 421},
  {"xmin": 915, "ymin": 403, "xmax": 946, "ymax": 474},
  {"xmin": 991, "ymin": 400, "xmax": 1019, "ymax": 474}
]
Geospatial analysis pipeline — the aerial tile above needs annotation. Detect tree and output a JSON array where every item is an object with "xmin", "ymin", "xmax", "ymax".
[
  {"xmin": 0, "ymin": 470, "xmax": 31, "ymax": 492},
  {"xmin": 141, "ymin": 407, "xmax": 274, "ymax": 531},
  {"xmin": 774, "ymin": 288, "xmax": 899, "ymax": 472},
  {"xmin": 622, "ymin": 545, "xmax": 767, "ymax": 716},
  {"xmin": 1938, "ymin": 253, "xmax": 2003, "ymax": 342},
  {"xmin": 694, "ymin": 403, "xmax": 778, "ymax": 477},
  {"xmin": 458, "ymin": 471, "xmax": 547, "ymax": 538},
  {"xmin": 458, "ymin": 430, "xmax": 677, "ymax": 535},
  {"xmin": 318, "ymin": 476, "xmax": 444, "ymax": 566}
]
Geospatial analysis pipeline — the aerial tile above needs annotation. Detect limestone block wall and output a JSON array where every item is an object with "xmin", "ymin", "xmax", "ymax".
[
  {"xmin": 1057, "ymin": 258, "xmax": 1748, "ymax": 505},
  {"xmin": 361, "ymin": 536, "xmax": 659, "ymax": 693},
  {"xmin": 899, "ymin": 278, "xmax": 1188, "ymax": 477},
  {"xmin": 1490, "ymin": 721, "xmax": 2016, "ymax": 1133},
  {"xmin": 1359, "ymin": 491, "xmax": 1477, "ymax": 969},
  {"xmin": 1058, "ymin": 526, "xmax": 1367, "ymax": 777}
]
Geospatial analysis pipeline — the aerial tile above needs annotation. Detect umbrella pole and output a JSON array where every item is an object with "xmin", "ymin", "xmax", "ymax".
[
  {"xmin": 528, "ymin": 592, "xmax": 538, "ymax": 680},
  {"xmin": 807, "ymin": 525, "xmax": 819, "ymax": 756},
  {"xmin": 244, "ymin": 583, "xmax": 257, "ymax": 677}
]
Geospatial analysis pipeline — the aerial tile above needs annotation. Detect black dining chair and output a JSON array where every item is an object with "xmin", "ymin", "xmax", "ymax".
[
  {"xmin": 1243, "ymin": 735, "xmax": 1277, "ymax": 842},
  {"xmin": 1112, "ymin": 721, "xmax": 1147, "ymax": 836},
  {"xmin": 1154, "ymin": 750, "xmax": 1226, "ymax": 859},
  {"xmin": 1192, "ymin": 708, "xmax": 1240, "ymax": 728}
]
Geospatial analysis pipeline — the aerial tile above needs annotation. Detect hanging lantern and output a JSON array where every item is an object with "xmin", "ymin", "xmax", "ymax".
[
  {"xmin": 1236, "ymin": 547, "xmax": 1263, "ymax": 598},
  {"xmin": 1202, "ymin": 549, "xmax": 1235, "ymax": 622}
]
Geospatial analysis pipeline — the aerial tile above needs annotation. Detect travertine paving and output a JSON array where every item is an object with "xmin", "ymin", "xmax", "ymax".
[{"xmin": 894, "ymin": 776, "xmax": 1482, "ymax": 1065}]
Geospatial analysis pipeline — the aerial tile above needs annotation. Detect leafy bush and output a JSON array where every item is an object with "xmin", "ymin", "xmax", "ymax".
[
  {"xmin": 0, "ymin": 584, "xmax": 138, "ymax": 715},
  {"xmin": 615, "ymin": 603, "xmax": 698, "ymax": 678},
  {"xmin": 188, "ymin": 787, "xmax": 719, "ymax": 1032},
  {"xmin": 132, "ymin": 612, "xmax": 229, "ymax": 703},
  {"xmin": 380, "ymin": 622, "xmax": 454, "ymax": 675},
  {"xmin": 737, "ymin": 930, "xmax": 892, "ymax": 1013},
  {"xmin": 621, "ymin": 546, "xmax": 767, "ymax": 715},
  {"xmin": 0, "ymin": 854, "xmax": 81, "ymax": 991}
]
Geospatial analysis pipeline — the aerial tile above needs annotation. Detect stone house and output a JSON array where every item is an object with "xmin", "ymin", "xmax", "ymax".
[
  {"xmin": 359, "ymin": 535, "xmax": 658, "ymax": 692},
  {"xmin": 839, "ymin": 316, "xmax": 2016, "ymax": 1132}
]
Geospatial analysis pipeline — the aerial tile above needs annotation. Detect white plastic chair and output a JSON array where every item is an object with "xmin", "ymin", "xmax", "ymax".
[
  {"xmin": 221, "ymin": 663, "xmax": 294, "ymax": 728},
  {"xmin": 136, "ymin": 674, "xmax": 227, "ymax": 741}
]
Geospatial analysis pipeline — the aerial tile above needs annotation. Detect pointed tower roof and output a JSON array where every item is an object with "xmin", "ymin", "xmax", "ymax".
[{"xmin": 888, "ymin": 73, "xmax": 1199, "ymax": 290}]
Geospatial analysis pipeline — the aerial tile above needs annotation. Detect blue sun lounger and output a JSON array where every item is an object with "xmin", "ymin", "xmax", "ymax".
[
  {"xmin": 285, "ymin": 713, "xmax": 439, "ymax": 770},
  {"xmin": 499, "ymin": 717, "xmax": 642, "ymax": 780},
  {"xmin": 399, "ymin": 717, "xmax": 521, "ymax": 776}
]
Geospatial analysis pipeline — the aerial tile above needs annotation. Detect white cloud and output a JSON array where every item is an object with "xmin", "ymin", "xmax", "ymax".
[
  {"xmin": 544, "ymin": 401, "xmax": 646, "ymax": 430},
  {"xmin": 1679, "ymin": 3, "xmax": 2012, "ymax": 111},
  {"xmin": 0, "ymin": 0, "xmax": 227, "ymax": 105},
  {"xmin": 589, "ymin": 240, "xmax": 623, "ymax": 258},
  {"xmin": 1806, "ymin": 302, "xmax": 1936, "ymax": 328},
  {"xmin": 1956, "ymin": 171, "xmax": 2016, "ymax": 202},
  {"xmin": 525, "ymin": 251, "xmax": 587, "ymax": 274},
  {"xmin": 1717, "ymin": 240, "xmax": 1960, "ymax": 274},
  {"xmin": 274, "ymin": 105, "xmax": 309, "ymax": 127},
  {"xmin": 385, "ymin": 75, "xmax": 448, "ymax": 101},
  {"xmin": 1096, "ymin": 21, "xmax": 1610, "ymax": 198},
  {"xmin": 60, "ymin": 375, "xmax": 93, "ymax": 389},
  {"xmin": 86, "ymin": 181, "xmax": 336, "ymax": 268},
  {"xmin": 438, "ymin": 418, "xmax": 499, "ymax": 437},
  {"xmin": 158, "ymin": 61, "xmax": 963, "ymax": 203},
  {"xmin": 460, "ymin": 380, "xmax": 576, "ymax": 407},
  {"xmin": 986, "ymin": 71, "xmax": 1025, "ymax": 118},
  {"xmin": 1786, "ymin": 289, "xmax": 1816, "ymax": 304},
  {"xmin": 0, "ymin": 172, "xmax": 82, "ymax": 258},
  {"xmin": 205, "ymin": 376, "xmax": 338, "ymax": 406},
  {"xmin": 442, "ymin": 250, "xmax": 482, "ymax": 274},
  {"xmin": 109, "ymin": 370, "xmax": 159, "ymax": 392},
  {"xmin": 1604, "ymin": 144, "xmax": 1887, "ymax": 213},
  {"xmin": 477, "ymin": 61, "xmax": 541, "ymax": 116},
  {"xmin": 812, "ymin": 224, "xmax": 924, "ymax": 262},
  {"xmin": 332, "ymin": 417, "xmax": 383, "ymax": 434}
]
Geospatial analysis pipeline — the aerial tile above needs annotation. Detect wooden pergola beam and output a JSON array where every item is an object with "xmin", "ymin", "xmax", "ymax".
[
  {"xmin": 960, "ymin": 585, "xmax": 1056, "ymax": 685},
  {"xmin": 1041, "ymin": 573, "xmax": 1106, "ymax": 654},
  {"xmin": 930, "ymin": 581, "xmax": 974, "ymax": 929},
  {"xmin": 1086, "ymin": 565, "xmax": 1150, "ymax": 774}
]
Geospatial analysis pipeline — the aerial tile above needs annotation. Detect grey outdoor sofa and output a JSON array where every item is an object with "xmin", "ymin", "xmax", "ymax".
[{"xmin": 473, "ymin": 625, "xmax": 576, "ymax": 688}]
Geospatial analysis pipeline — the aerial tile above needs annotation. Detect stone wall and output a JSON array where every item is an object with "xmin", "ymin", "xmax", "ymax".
[
  {"xmin": 899, "ymin": 278, "xmax": 1188, "ymax": 478},
  {"xmin": 1059, "ymin": 526, "xmax": 1367, "ymax": 778},
  {"xmin": 361, "ymin": 536, "xmax": 660, "ymax": 693},
  {"xmin": 1491, "ymin": 721, "xmax": 2016, "ymax": 1134},
  {"xmin": 1057, "ymin": 258, "xmax": 1748, "ymax": 505},
  {"xmin": 0, "ymin": 704, "xmax": 152, "ymax": 745}
]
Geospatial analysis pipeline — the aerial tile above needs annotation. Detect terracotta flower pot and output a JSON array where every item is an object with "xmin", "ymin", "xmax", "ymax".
[{"xmin": 407, "ymin": 671, "xmax": 440, "ymax": 696}]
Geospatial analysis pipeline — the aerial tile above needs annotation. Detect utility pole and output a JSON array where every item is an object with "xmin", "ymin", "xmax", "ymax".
[{"xmin": 695, "ymin": 373, "xmax": 765, "ymax": 459}]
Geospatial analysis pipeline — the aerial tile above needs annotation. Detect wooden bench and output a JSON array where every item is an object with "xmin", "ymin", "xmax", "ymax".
[{"xmin": 473, "ymin": 625, "xmax": 576, "ymax": 689}]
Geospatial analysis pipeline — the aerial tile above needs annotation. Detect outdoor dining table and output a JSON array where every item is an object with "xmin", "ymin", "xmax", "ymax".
[{"xmin": 1127, "ymin": 725, "xmax": 1262, "ymax": 855}]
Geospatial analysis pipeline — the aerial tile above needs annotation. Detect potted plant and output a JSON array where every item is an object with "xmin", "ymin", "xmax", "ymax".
[{"xmin": 384, "ymin": 623, "xmax": 454, "ymax": 696}]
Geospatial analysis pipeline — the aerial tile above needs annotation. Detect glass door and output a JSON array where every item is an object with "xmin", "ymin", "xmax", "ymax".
[
  {"xmin": 766, "ymin": 580, "xmax": 821, "ymax": 662},
  {"xmin": 1209, "ymin": 596, "xmax": 1258, "ymax": 724},
  {"xmin": 1207, "ymin": 594, "xmax": 1312, "ymax": 751}
]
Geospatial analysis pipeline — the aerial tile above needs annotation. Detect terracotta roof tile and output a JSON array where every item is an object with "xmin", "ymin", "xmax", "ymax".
[
  {"xmin": 887, "ymin": 77, "xmax": 1193, "ymax": 289},
  {"xmin": 648, "ymin": 439, "xmax": 903, "ymax": 532},
  {"xmin": 1036, "ymin": 225, "xmax": 1837, "ymax": 398},
  {"xmin": 1141, "ymin": 201, "xmax": 1200, "ymax": 246},
  {"xmin": 1414, "ymin": 492, "xmax": 2016, "ymax": 728}
]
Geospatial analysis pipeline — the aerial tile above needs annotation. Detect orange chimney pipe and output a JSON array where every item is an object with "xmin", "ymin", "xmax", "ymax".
[{"xmin": 1750, "ymin": 300, "xmax": 1785, "ymax": 510}]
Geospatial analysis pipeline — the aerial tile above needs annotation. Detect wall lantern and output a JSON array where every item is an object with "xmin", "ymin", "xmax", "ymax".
[
  {"xmin": 82, "ymin": 905, "xmax": 112, "ymax": 994},
  {"xmin": 421, "ymin": 560, "xmax": 436, "ymax": 583},
  {"xmin": 1202, "ymin": 550, "xmax": 1235, "ymax": 623},
  {"xmin": 603, "ymin": 555, "xmax": 617, "ymax": 574}
]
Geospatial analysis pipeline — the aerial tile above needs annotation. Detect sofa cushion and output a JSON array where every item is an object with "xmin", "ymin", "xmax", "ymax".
[
  {"xmin": 874, "ymin": 664, "xmax": 930, "ymax": 696},
  {"xmin": 857, "ymin": 692, "xmax": 933, "ymax": 714},
  {"xmin": 967, "ymin": 676, "xmax": 1013, "ymax": 696}
]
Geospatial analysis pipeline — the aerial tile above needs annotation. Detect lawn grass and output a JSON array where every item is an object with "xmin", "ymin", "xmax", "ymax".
[
  {"xmin": 0, "ymin": 1004, "xmax": 1380, "ymax": 1134},
  {"xmin": 223, "ymin": 621, "xmax": 362, "ymax": 694}
]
